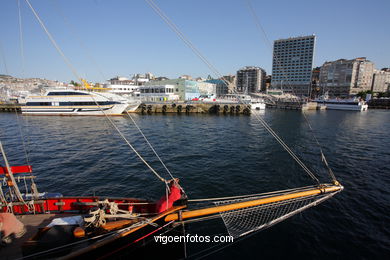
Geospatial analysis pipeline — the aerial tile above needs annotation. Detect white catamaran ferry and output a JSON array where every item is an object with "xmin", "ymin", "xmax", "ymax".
[
  {"xmin": 315, "ymin": 98, "xmax": 368, "ymax": 111},
  {"xmin": 21, "ymin": 89, "xmax": 129, "ymax": 115}
]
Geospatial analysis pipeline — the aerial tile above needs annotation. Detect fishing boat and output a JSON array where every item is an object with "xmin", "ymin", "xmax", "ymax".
[
  {"xmin": 0, "ymin": 0, "xmax": 343, "ymax": 258},
  {"xmin": 21, "ymin": 89, "xmax": 129, "ymax": 116}
]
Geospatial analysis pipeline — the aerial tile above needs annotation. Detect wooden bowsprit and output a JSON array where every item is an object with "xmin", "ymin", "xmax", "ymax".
[{"xmin": 165, "ymin": 184, "xmax": 343, "ymax": 238}]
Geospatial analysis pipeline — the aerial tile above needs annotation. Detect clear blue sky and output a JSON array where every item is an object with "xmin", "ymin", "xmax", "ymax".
[{"xmin": 1, "ymin": 0, "xmax": 389, "ymax": 83}]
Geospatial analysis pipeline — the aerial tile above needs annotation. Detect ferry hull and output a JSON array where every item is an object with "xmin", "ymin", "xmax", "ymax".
[
  {"xmin": 325, "ymin": 104, "xmax": 368, "ymax": 111},
  {"xmin": 21, "ymin": 103, "xmax": 128, "ymax": 116},
  {"xmin": 251, "ymin": 103, "xmax": 266, "ymax": 110},
  {"xmin": 126, "ymin": 101, "xmax": 141, "ymax": 112}
]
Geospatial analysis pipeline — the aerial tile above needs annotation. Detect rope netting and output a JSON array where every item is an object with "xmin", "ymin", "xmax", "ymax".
[{"xmin": 214, "ymin": 191, "xmax": 338, "ymax": 238}]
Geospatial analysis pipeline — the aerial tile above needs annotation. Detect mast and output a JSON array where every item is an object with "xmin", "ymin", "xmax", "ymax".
[{"xmin": 0, "ymin": 141, "xmax": 25, "ymax": 202}]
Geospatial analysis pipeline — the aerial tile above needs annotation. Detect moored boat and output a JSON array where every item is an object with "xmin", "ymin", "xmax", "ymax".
[
  {"xmin": 314, "ymin": 98, "xmax": 368, "ymax": 111},
  {"xmin": 250, "ymin": 99, "xmax": 266, "ymax": 110},
  {"xmin": 21, "ymin": 89, "xmax": 129, "ymax": 116}
]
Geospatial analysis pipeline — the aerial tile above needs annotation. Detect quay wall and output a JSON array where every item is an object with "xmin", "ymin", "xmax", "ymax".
[
  {"xmin": 0, "ymin": 103, "xmax": 21, "ymax": 112},
  {"xmin": 135, "ymin": 102, "xmax": 251, "ymax": 115}
]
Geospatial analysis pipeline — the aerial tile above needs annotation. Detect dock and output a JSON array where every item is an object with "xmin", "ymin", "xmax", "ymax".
[
  {"xmin": 136, "ymin": 102, "xmax": 251, "ymax": 115},
  {"xmin": 368, "ymin": 99, "xmax": 390, "ymax": 109},
  {"xmin": 0, "ymin": 103, "xmax": 22, "ymax": 112}
]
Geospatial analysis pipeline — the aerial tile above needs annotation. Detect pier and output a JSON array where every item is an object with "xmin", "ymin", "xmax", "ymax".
[
  {"xmin": 368, "ymin": 99, "xmax": 390, "ymax": 109},
  {"xmin": 136, "ymin": 102, "xmax": 251, "ymax": 115},
  {"xmin": 0, "ymin": 103, "xmax": 22, "ymax": 112}
]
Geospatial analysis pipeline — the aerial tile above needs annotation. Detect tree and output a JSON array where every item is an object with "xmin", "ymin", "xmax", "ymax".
[
  {"xmin": 356, "ymin": 91, "xmax": 366, "ymax": 99},
  {"xmin": 70, "ymin": 80, "xmax": 80, "ymax": 86}
]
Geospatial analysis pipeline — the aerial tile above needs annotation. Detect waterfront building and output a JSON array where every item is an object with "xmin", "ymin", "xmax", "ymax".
[
  {"xmin": 311, "ymin": 67, "xmax": 321, "ymax": 97},
  {"xmin": 104, "ymin": 76, "xmax": 139, "ymax": 96},
  {"xmin": 154, "ymin": 76, "xmax": 170, "ymax": 81},
  {"xmin": 221, "ymin": 75, "xmax": 236, "ymax": 84},
  {"xmin": 139, "ymin": 85, "xmax": 179, "ymax": 102},
  {"xmin": 205, "ymin": 79, "xmax": 228, "ymax": 96},
  {"xmin": 318, "ymin": 57, "xmax": 374, "ymax": 97},
  {"xmin": 132, "ymin": 74, "xmax": 150, "ymax": 85},
  {"xmin": 236, "ymin": 66, "xmax": 266, "ymax": 93},
  {"xmin": 145, "ymin": 72, "xmax": 155, "ymax": 80},
  {"xmin": 108, "ymin": 76, "xmax": 134, "ymax": 85},
  {"xmin": 265, "ymin": 75, "xmax": 272, "ymax": 90},
  {"xmin": 195, "ymin": 77, "xmax": 206, "ymax": 82},
  {"xmin": 179, "ymin": 75, "xmax": 193, "ymax": 80},
  {"xmin": 371, "ymin": 69, "xmax": 390, "ymax": 93},
  {"xmin": 271, "ymin": 35, "xmax": 316, "ymax": 97},
  {"xmin": 216, "ymin": 75, "xmax": 235, "ymax": 93},
  {"xmin": 144, "ymin": 78, "xmax": 216, "ymax": 101}
]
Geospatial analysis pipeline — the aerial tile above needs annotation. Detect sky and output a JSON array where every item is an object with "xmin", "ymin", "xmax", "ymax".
[{"xmin": 0, "ymin": 0, "xmax": 389, "ymax": 83}]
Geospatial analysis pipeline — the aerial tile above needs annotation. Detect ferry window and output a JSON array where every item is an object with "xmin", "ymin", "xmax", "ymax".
[
  {"xmin": 47, "ymin": 92, "xmax": 88, "ymax": 95},
  {"xmin": 26, "ymin": 102, "xmax": 51, "ymax": 106}
]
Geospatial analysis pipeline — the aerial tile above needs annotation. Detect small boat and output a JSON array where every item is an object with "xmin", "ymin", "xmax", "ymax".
[
  {"xmin": 21, "ymin": 89, "xmax": 129, "ymax": 116},
  {"xmin": 250, "ymin": 99, "xmax": 266, "ymax": 110}
]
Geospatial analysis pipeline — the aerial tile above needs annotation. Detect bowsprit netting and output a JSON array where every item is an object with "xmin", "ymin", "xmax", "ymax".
[{"xmin": 214, "ymin": 189, "xmax": 339, "ymax": 238}]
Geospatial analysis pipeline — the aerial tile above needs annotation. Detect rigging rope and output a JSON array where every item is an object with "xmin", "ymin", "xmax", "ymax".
[
  {"xmin": 0, "ymin": 41, "xmax": 8, "ymax": 75},
  {"xmin": 145, "ymin": 0, "xmax": 320, "ymax": 184},
  {"xmin": 245, "ymin": 0, "xmax": 337, "ymax": 183},
  {"xmin": 188, "ymin": 184, "xmax": 321, "ymax": 202},
  {"xmin": 50, "ymin": 0, "xmax": 107, "ymax": 82},
  {"xmin": 125, "ymin": 111, "xmax": 185, "ymax": 192},
  {"xmin": 24, "ymin": 0, "xmax": 168, "ymax": 184},
  {"xmin": 17, "ymin": 0, "xmax": 25, "ymax": 76}
]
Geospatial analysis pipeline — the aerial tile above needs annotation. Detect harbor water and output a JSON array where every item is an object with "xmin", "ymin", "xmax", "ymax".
[{"xmin": 0, "ymin": 110, "xmax": 389, "ymax": 259}]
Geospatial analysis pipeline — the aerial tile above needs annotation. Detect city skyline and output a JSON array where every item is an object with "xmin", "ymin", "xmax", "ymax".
[{"xmin": 0, "ymin": 0, "xmax": 389, "ymax": 83}]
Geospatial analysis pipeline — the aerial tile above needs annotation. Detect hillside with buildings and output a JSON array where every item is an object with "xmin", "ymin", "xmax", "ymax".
[{"xmin": 0, "ymin": 75, "xmax": 65, "ymax": 101}]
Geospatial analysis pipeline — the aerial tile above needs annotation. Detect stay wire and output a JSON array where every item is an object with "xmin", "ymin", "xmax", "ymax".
[
  {"xmin": 125, "ymin": 111, "xmax": 186, "ymax": 194},
  {"xmin": 50, "ymin": 0, "xmax": 107, "ymax": 82},
  {"xmin": 15, "ymin": 0, "xmax": 30, "ymax": 166},
  {"xmin": 0, "ymin": 41, "xmax": 8, "ymax": 75},
  {"xmin": 17, "ymin": 0, "xmax": 25, "ymax": 76},
  {"xmin": 145, "ymin": 0, "xmax": 320, "ymax": 184},
  {"xmin": 24, "ymin": 0, "xmax": 167, "ymax": 184},
  {"xmin": 245, "ymin": 0, "xmax": 337, "ymax": 183}
]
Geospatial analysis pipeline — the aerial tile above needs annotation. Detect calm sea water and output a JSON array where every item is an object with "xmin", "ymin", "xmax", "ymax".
[{"xmin": 0, "ymin": 110, "xmax": 389, "ymax": 259}]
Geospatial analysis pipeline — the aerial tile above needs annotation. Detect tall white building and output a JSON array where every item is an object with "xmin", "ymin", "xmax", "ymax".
[{"xmin": 271, "ymin": 35, "xmax": 316, "ymax": 97}]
